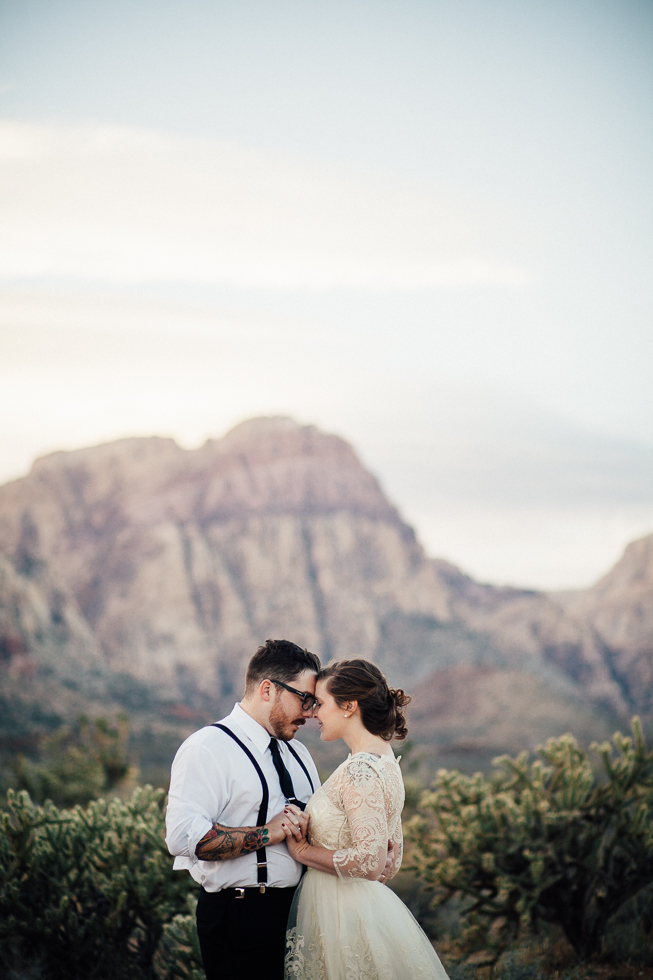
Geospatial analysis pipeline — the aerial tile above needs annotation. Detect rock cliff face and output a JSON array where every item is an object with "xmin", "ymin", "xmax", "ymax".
[
  {"xmin": 556, "ymin": 534, "xmax": 653, "ymax": 714},
  {"xmin": 432, "ymin": 561, "xmax": 631, "ymax": 716},
  {"xmin": 0, "ymin": 418, "xmax": 449, "ymax": 713},
  {"xmin": 0, "ymin": 551, "xmax": 105, "ymax": 747},
  {"xmin": 0, "ymin": 416, "xmax": 650, "ymax": 772},
  {"xmin": 433, "ymin": 533, "xmax": 653, "ymax": 718}
]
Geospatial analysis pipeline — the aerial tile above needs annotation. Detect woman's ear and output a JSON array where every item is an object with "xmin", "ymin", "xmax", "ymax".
[{"xmin": 347, "ymin": 700, "xmax": 358, "ymax": 713}]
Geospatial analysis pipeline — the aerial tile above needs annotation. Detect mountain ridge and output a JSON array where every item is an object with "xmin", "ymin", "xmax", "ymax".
[{"xmin": 0, "ymin": 417, "xmax": 650, "ymax": 776}]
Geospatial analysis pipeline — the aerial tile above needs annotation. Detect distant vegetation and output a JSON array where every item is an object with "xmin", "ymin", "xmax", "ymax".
[
  {"xmin": 1, "ymin": 715, "xmax": 135, "ymax": 807},
  {"xmin": 0, "ymin": 718, "xmax": 652, "ymax": 978}
]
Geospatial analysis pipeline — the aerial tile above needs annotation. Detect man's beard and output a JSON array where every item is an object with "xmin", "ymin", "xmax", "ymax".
[{"xmin": 269, "ymin": 699, "xmax": 305, "ymax": 741}]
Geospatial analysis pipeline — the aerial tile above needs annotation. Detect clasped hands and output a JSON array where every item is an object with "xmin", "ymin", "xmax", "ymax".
[
  {"xmin": 279, "ymin": 803, "xmax": 311, "ymax": 860},
  {"xmin": 279, "ymin": 805, "xmax": 395, "ymax": 883},
  {"xmin": 265, "ymin": 804, "xmax": 309, "ymax": 845}
]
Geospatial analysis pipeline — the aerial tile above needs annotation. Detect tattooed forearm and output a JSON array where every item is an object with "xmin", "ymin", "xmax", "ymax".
[
  {"xmin": 242, "ymin": 829, "xmax": 266, "ymax": 851},
  {"xmin": 195, "ymin": 824, "xmax": 270, "ymax": 861}
]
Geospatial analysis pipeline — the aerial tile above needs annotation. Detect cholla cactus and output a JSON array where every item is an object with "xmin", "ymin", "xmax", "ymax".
[
  {"xmin": 407, "ymin": 718, "xmax": 653, "ymax": 962},
  {"xmin": 0, "ymin": 785, "xmax": 193, "ymax": 979},
  {"xmin": 155, "ymin": 895, "xmax": 205, "ymax": 980}
]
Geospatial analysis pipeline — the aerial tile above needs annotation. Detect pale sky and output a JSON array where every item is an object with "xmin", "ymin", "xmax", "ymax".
[{"xmin": 0, "ymin": 0, "xmax": 651, "ymax": 590}]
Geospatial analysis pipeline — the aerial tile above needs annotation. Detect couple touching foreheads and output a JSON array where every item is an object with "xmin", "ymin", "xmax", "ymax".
[{"xmin": 166, "ymin": 639, "xmax": 449, "ymax": 980}]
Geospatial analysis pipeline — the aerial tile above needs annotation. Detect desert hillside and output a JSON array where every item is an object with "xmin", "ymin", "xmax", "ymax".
[{"xmin": 0, "ymin": 417, "xmax": 650, "ymax": 776}]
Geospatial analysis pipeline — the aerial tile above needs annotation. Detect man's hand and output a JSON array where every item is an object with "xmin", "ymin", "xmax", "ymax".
[
  {"xmin": 267, "ymin": 804, "xmax": 308, "ymax": 845},
  {"xmin": 378, "ymin": 840, "xmax": 395, "ymax": 885}
]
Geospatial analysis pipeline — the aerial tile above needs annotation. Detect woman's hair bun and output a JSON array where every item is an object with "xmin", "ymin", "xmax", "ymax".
[{"xmin": 389, "ymin": 687, "xmax": 411, "ymax": 709}]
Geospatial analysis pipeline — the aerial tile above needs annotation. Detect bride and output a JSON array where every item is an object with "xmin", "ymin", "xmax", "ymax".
[{"xmin": 282, "ymin": 659, "xmax": 449, "ymax": 980}]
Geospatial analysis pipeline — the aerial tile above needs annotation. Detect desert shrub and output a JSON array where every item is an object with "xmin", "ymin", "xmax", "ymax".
[
  {"xmin": 491, "ymin": 951, "xmax": 539, "ymax": 980},
  {"xmin": 0, "ymin": 785, "xmax": 194, "ymax": 980},
  {"xmin": 408, "ymin": 718, "xmax": 653, "ymax": 962},
  {"xmin": 0, "ymin": 692, "xmax": 63, "ymax": 740},
  {"xmin": 603, "ymin": 880, "xmax": 653, "ymax": 964},
  {"xmin": 447, "ymin": 966, "xmax": 475, "ymax": 980},
  {"xmin": 154, "ymin": 894, "xmax": 204, "ymax": 980},
  {"xmin": 4, "ymin": 715, "xmax": 136, "ymax": 807},
  {"xmin": 389, "ymin": 869, "xmax": 463, "ymax": 941}
]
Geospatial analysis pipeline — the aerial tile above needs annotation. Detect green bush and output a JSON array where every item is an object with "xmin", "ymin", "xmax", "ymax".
[
  {"xmin": 0, "ymin": 786, "xmax": 194, "ymax": 979},
  {"xmin": 408, "ymin": 718, "xmax": 653, "ymax": 962},
  {"xmin": 154, "ymin": 895, "xmax": 205, "ymax": 980},
  {"xmin": 4, "ymin": 715, "xmax": 136, "ymax": 807},
  {"xmin": 603, "ymin": 881, "xmax": 653, "ymax": 964}
]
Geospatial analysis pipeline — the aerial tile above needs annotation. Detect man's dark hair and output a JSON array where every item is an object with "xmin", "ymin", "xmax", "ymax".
[{"xmin": 245, "ymin": 639, "xmax": 321, "ymax": 694}]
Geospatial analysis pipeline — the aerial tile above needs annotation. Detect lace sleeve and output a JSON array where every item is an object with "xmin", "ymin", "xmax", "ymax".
[{"xmin": 332, "ymin": 757, "xmax": 388, "ymax": 881}]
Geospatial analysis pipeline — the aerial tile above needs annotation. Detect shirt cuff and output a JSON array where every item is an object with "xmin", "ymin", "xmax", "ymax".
[{"xmin": 188, "ymin": 816, "xmax": 214, "ymax": 863}]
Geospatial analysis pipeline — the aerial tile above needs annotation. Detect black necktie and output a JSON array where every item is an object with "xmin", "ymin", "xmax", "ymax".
[{"xmin": 269, "ymin": 738, "xmax": 306, "ymax": 810}]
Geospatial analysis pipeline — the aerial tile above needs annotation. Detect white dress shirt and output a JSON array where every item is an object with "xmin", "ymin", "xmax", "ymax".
[{"xmin": 165, "ymin": 703, "xmax": 320, "ymax": 891}]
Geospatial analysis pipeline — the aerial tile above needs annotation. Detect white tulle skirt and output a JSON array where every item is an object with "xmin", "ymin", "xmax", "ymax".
[{"xmin": 284, "ymin": 869, "xmax": 450, "ymax": 980}]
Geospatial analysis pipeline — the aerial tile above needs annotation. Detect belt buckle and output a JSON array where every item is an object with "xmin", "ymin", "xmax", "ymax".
[{"xmin": 235, "ymin": 887, "xmax": 245, "ymax": 899}]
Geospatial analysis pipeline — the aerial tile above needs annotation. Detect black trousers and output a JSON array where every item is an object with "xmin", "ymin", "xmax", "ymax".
[{"xmin": 196, "ymin": 886, "xmax": 296, "ymax": 980}]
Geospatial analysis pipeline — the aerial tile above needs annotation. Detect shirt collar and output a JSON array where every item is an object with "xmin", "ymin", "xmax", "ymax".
[{"xmin": 230, "ymin": 702, "xmax": 274, "ymax": 756}]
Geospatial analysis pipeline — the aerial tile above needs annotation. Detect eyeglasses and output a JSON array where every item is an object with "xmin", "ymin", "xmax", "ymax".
[{"xmin": 271, "ymin": 679, "xmax": 317, "ymax": 711}]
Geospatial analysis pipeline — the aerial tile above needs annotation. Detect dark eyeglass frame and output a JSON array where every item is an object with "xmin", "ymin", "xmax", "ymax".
[{"xmin": 271, "ymin": 679, "xmax": 317, "ymax": 711}]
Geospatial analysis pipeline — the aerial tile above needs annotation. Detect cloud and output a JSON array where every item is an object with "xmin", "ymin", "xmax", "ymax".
[{"xmin": 0, "ymin": 119, "xmax": 531, "ymax": 290}]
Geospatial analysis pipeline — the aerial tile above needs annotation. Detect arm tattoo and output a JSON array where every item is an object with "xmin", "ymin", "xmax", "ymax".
[{"xmin": 195, "ymin": 824, "xmax": 270, "ymax": 861}]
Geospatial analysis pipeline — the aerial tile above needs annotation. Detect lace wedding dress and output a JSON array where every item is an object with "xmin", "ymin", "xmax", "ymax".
[{"xmin": 284, "ymin": 752, "xmax": 449, "ymax": 980}]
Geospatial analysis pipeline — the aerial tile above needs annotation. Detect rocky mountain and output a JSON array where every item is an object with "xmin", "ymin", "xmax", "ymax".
[
  {"xmin": 432, "ymin": 562, "xmax": 628, "ymax": 715},
  {"xmin": 556, "ymin": 534, "xmax": 653, "ymax": 714},
  {"xmin": 0, "ymin": 418, "xmax": 447, "ymax": 698},
  {"xmin": 0, "ymin": 416, "xmax": 650, "ymax": 777},
  {"xmin": 0, "ymin": 550, "xmax": 105, "ymax": 750},
  {"xmin": 433, "ymin": 535, "xmax": 653, "ymax": 719}
]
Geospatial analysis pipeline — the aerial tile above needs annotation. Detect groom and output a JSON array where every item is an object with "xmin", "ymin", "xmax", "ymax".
[{"xmin": 165, "ymin": 639, "xmax": 322, "ymax": 980}]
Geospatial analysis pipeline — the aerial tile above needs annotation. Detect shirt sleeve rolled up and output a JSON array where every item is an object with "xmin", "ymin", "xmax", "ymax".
[{"xmin": 165, "ymin": 735, "xmax": 226, "ymax": 861}]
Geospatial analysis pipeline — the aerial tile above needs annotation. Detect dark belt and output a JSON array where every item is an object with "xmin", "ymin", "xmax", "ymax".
[{"xmin": 206, "ymin": 886, "xmax": 297, "ymax": 900}]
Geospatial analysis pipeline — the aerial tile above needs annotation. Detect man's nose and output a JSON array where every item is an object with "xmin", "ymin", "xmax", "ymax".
[{"xmin": 301, "ymin": 703, "xmax": 315, "ymax": 718}]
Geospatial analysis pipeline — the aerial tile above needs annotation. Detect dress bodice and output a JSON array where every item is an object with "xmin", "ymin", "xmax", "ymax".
[{"xmin": 306, "ymin": 752, "xmax": 405, "ymax": 880}]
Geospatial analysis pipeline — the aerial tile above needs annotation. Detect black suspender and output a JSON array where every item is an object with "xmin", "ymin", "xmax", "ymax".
[
  {"xmin": 285, "ymin": 741, "xmax": 315, "ymax": 793},
  {"xmin": 211, "ymin": 723, "xmax": 315, "ymax": 892},
  {"xmin": 212, "ymin": 723, "xmax": 269, "ymax": 891}
]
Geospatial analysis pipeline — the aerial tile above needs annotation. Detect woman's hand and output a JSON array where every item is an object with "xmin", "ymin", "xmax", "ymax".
[
  {"xmin": 281, "ymin": 810, "xmax": 339, "ymax": 876},
  {"xmin": 282, "ymin": 807, "xmax": 311, "ymax": 863},
  {"xmin": 283, "ymin": 803, "xmax": 308, "ymax": 837},
  {"xmin": 378, "ymin": 840, "xmax": 395, "ymax": 885}
]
